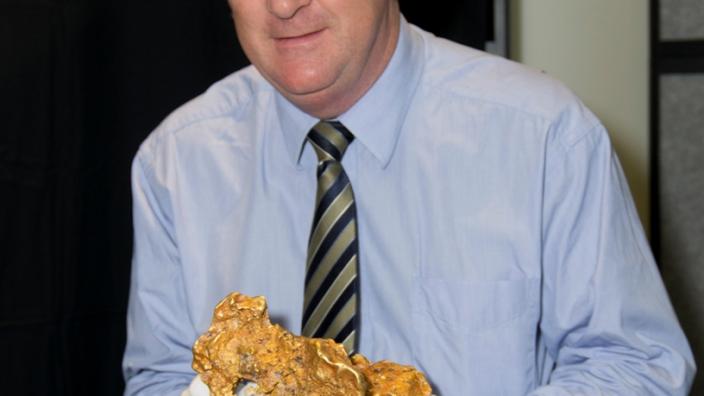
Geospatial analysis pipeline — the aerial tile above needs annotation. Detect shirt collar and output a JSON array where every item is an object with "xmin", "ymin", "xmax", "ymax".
[{"xmin": 276, "ymin": 16, "xmax": 425, "ymax": 169}]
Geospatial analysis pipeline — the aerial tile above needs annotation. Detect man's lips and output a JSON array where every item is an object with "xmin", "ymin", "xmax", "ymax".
[{"xmin": 273, "ymin": 28, "xmax": 326, "ymax": 47}]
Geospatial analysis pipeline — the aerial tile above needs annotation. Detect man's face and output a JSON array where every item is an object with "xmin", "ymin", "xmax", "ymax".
[{"xmin": 228, "ymin": 0, "xmax": 400, "ymax": 118}]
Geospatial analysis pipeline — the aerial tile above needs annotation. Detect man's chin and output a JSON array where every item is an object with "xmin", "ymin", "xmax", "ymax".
[
  {"xmin": 280, "ymin": 84, "xmax": 349, "ymax": 119},
  {"xmin": 276, "ymin": 76, "xmax": 336, "ymax": 98}
]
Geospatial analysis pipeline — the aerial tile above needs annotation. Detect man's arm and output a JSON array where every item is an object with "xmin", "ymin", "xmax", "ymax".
[
  {"xmin": 123, "ymin": 151, "xmax": 196, "ymax": 395},
  {"xmin": 530, "ymin": 123, "xmax": 695, "ymax": 395}
]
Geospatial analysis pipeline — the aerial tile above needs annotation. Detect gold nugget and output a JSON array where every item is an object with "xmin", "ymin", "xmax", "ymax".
[{"xmin": 192, "ymin": 292, "xmax": 432, "ymax": 396}]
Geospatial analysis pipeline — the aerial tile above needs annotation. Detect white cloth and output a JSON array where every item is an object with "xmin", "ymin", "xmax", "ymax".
[{"xmin": 180, "ymin": 375, "xmax": 208, "ymax": 396}]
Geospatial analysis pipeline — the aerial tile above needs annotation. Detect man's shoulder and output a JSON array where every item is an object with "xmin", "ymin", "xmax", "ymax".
[
  {"xmin": 138, "ymin": 65, "xmax": 272, "ymax": 156},
  {"xmin": 416, "ymin": 28, "xmax": 599, "ymax": 131},
  {"xmin": 159, "ymin": 65, "xmax": 270, "ymax": 132}
]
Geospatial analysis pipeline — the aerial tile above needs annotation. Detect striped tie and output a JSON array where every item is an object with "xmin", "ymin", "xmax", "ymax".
[{"xmin": 302, "ymin": 120, "xmax": 359, "ymax": 355}]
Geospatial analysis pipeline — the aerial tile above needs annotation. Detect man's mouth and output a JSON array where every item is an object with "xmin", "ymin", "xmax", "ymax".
[{"xmin": 274, "ymin": 28, "xmax": 326, "ymax": 47}]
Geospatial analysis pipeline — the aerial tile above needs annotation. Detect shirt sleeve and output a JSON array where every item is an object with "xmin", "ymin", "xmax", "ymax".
[
  {"xmin": 529, "ymin": 123, "xmax": 695, "ymax": 395},
  {"xmin": 122, "ymin": 150, "xmax": 196, "ymax": 395}
]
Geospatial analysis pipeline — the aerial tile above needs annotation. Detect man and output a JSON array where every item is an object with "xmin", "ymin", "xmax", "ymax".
[{"xmin": 123, "ymin": 0, "xmax": 695, "ymax": 394}]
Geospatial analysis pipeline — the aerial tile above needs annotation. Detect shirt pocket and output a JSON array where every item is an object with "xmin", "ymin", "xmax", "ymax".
[
  {"xmin": 410, "ymin": 277, "xmax": 540, "ymax": 395},
  {"xmin": 412, "ymin": 277, "xmax": 538, "ymax": 333}
]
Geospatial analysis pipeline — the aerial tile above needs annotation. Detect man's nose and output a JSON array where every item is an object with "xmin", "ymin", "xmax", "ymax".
[{"xmin": 267, "ymin": 0, "xmax": 311, "ymax": 19}]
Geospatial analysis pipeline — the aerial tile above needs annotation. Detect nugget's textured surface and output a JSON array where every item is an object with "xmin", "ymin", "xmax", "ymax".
[
  {"xmin": 352, "ymin": 355, "xmax": 433, "ymax": 396},
  {"xmin": 192, "ymin": 292, "xmax": 432, "ymax": 396}
]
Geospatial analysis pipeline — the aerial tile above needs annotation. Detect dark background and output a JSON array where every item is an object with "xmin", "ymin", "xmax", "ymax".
[
  {"xmin": 0, "ymin": 0, "xmax": 492, "ymax": 394},
  {"xmin": 651, "ymin": 0, "xmax": 704, "ymax": 393}
]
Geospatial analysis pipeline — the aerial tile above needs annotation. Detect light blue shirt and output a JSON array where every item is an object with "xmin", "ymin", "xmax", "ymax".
[{"xmin": 123, "ymin": 18, "xmax": 695, "ymax": 395}]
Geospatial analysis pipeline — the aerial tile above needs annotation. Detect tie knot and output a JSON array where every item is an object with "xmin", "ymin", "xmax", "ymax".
[{"xmin": 307, "ymin": 121, "xmax": 355, "ymax": 162}]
